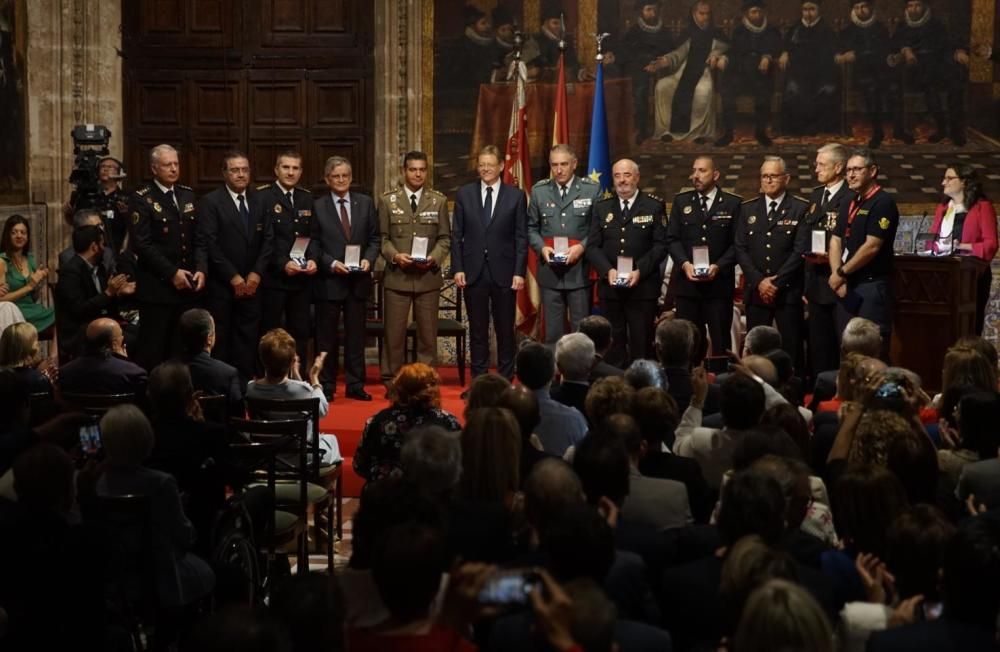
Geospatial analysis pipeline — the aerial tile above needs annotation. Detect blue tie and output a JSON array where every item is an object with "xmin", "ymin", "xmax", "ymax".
[
  {"xmin": 238, "ymin": 194, "xmax": 250, "ymax": 236},
  {"xmin": 483, "ymin": 186, "xmax": 493, "ymax": 225}
]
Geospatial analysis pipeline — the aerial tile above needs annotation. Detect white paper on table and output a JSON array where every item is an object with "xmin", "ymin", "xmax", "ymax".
[
  {"xmin": 344, "ymin": 244, "xmax": 361, "ymax": 268},
  {"xmin": 616, "ymin": 256, "xmax": 633, "ymax": 278},
  {"xmin": 411, "ymin": 236, "xmax": 429, "ymax": 259},
  {"xmin": 692, "ymin": 245, "xmax": 710, "ymax": 271},
  {"xmin": 554, "ymin": 236, "xmax": 570, "ymax": 255},
  {"xmin": 811, "ymin": 230, "xmax": 826, "ymax": 254}
]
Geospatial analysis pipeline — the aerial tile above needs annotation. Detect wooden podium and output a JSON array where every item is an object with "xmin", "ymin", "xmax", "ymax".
[{"xmin": 891, "ymin": 254, "xmax": 988, "ymax": 392}]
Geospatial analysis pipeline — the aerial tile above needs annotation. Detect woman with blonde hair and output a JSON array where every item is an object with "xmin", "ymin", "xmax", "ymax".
[
  {"xmin": 354, "ymin": 362, "xmax": 461, "ymax": 484},
  {"xmin": 0, "ymin": 321, "xmax": 53, "ymax": 394},
  {"xmin": 733, "ymin": 578, "xmax": 834, "ymax": 652}
]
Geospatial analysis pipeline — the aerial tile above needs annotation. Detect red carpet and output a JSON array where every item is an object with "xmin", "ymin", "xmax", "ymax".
[{"xmin": 319, "ymin": 366, "xmax": 468, "ymax": 497}]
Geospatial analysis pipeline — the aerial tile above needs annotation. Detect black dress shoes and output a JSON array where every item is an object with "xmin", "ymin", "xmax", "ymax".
[{"xmin": 346, "ymin": 388, "xmax": 372, "ymax": 401}]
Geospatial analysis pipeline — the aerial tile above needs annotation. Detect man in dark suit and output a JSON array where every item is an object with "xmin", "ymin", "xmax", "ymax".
[
  {"xmin": 308, "ymin": 156, "xmax": 380, "ymax": 401},
  {"xmin": 257, "ymin": 151, "xmax": 317, "ymax": 377},
  {"xmin": 451, "ymin": 145, "xmax": 528, "ymax": 381},
  {"xmin": 579, "ymin": 315, "xmax": 624, "ymax": 381},
  {"xmin": 55, "ymin": 225, "xmax": 135, "ymax": 360},
  {"xmin": 585, "ymin": 159, "xmax": 668, "ymax": 366},
  {"xmin": 130, "ymin": 144, "xmax": 207, "ymax": 370},
  {"xmin": 735, "ymin": 156, "xmax": 810, "ymax": 369},
  {"xmin": 59, "ymin": 318, "xmax": 148, "ymax": 395},
  {"xmin": 57, "ymin": 209, "xmax": 116, "ymax": 273},
  {"xmin": 197, "ymin": 150, "xmax": 272, "ymax": 382},
  {"xmin": 802, "ymin": 143, "xmax": 851, "ymax": 381},
  {"xmin": 667, "ymin": 155, "xmax": 742, "ymax": 356},
  {"xmin": 174, "ymin": 308, "xmax": 243, "ymax": 416}
]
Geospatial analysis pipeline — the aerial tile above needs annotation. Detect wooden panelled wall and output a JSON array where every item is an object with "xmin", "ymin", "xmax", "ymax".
[{"xmin": 122, "ymin": 0, "xmax": 374, "ymax": 195}]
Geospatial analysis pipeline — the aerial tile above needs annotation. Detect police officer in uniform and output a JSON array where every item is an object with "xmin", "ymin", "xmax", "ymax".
[
  {"xmin": 378, "ymin": 151, "xmax": 451, "ymax": 388},
  {"xmin": 130, "ymin": 144, "xmax": 206, "ymax": 370},
  {"xmin": 735, "ymin": 156, "xmax": 809, "ymax": 367},
  {"xmin": 803, "ymin": 143, "xmax": 851, "ymax": 379},
  {"xmin": 94, "ymin": 156, "xmax": 132, "ymax": 255},
  {"xmin": 828, "ymin": 148, "xmax": 898, "ymax": 362},
  {"xmin": 667, "ymin": 155, "xmax": 742, "ymax": 356},
  {"xmin": 586, "ymin": 159, "xmax": 668, "ymax": 366},
  {"xmin": 528, "ymin": 144, "xmax": 600, "ymax": 345},
  {"xmin": 258, "ymin": 150, "xmax": 317, "ymax": 376}
]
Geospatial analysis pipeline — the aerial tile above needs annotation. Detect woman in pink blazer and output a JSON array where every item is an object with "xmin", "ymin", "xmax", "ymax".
[{"xmin": 930, "ymin": 164, "xmax": 998, "ymax": 334}]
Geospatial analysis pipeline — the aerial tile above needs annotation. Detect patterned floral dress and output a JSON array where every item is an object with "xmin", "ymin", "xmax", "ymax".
[{"xmin": 353, "ymin": 405, "xmax": 461, "ymax": 482}]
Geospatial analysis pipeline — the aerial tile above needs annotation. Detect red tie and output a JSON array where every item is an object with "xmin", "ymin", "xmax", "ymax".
[{"xmin": 338, "ymin": 198, "xmax": 351, "ymax": 239}]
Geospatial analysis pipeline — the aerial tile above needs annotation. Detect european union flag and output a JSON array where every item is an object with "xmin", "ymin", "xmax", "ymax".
[{"xmin": 587, "ymin": 59, "xmax": 613, "ymax": 200}]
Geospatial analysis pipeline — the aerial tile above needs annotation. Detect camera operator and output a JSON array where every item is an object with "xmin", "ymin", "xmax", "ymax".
[{"xmin": 91, "ymin": 157, "xmax": 131, "ymax": 254}]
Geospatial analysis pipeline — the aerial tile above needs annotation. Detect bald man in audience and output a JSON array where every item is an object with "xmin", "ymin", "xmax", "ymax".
[{"xmin": 59, "ymin": 318, "xmax": 147, "ymax": 395}]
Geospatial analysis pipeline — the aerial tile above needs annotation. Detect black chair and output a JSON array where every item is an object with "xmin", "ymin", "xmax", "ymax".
[
  {"xmin": 407, "ymin": 271, "xmax": 467, "ymax": 384},
  {"xmin": 80, "ymin": 493, "xmax": 155, "ymax": 651},
  {"xmin": 246, "ymin": 396, "xmax": 341, "ymax": 567},
  {"xmin": 62, "ymin": 391, "xmax": 137, "ymax": 415},
  {"xmin": 27, "ymin": 390, "xmax": 56, "ymax": 426},
  {"xmin": 196, "ymin": 393, "xmax": 230, "ymax": 424}
]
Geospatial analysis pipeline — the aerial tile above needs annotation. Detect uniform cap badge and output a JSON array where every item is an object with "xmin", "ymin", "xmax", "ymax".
[
  {"xmin": 605, "ymin": 213, "xmax": 614, "ymax": 224},
  {"xmin": 153, "ymin": 202, "xmax": 163, "ymax": 213},
  {"xmin": 274, "ymin": 204, "xmax": 282, "ymax": 213},
  {"xmin": 683, "ymin": 205, "xmax": 692, "ymax": 215}
]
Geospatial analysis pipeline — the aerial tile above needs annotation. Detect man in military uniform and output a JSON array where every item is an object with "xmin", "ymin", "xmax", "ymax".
[
  {"xmin": 585, "ymin": 159, "xmax": 668, "ymax": 366},
  {"xmin": 735, "ymin": 156, "xmax": 809, "ymax": 367},
  {"xmin": 130, "ymin": 144, "xmax": 206, "ymax": 370},
  {"xmin": 802, "ymin": 143, "xmax": 851, "ymax": 379},
  {"xmin": 258, "ymin": 150, "xmax": 317, "ymax": 377},
  {"xmin": 528, "ymin": 144, "xmax": 600, "ymax": 345},
  {"xmin": 890, "ymin": 0, "xmax": 970, "ymax": 145},
  {"xmin": 828, "ymin": 148, "xmax": 899, "ymax": 362},
  {"xmin": 835, "ymin": 1, "xmax": 910, "ymax": 148},
  {"xmin": 666, "ymin": 155, "xmax": 742, "ymax": 356},
  {"xmin": 715, "ymin": 0, "xmax": 783, "ymax": 146},
  {"xmin": 378, "ymin": 151, "xmax": 451, "ymax": 389}
]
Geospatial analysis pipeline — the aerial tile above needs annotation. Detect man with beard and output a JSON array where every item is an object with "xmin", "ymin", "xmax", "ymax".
[
  {"xmin": 613, "ymin": 1, "xmax": 675, "ymax": 143},
  {"xmin": 802, "ymin": 143, "xmax": 851, "ymax": 379},
  {"xmin": 778, "ymin": 1, "xmax": 840, "ymax": 136},
  {"xmin": 651, "ymin": 1, "xmax": 728, "ymax": 144},
  {"xmin": 835, "ymin": 1, "xmax": 911, "ymax": 148},
  {"xmin": 715, "ymin": 0, "xmax": 782, "ymax": 146},
  {"xmin": 528, "ymin": 3, "xmax": 581, "ymax": 81},
  {"xmin": 828, "ymin": 148, "xmax": 898, "ymax": 361},
  {"xmin": 890, "ymin": 0, "xmax": 970, "ymax": 145},
  {"xmin": 666, "ymin": 156, "xmax": 742, "ymax": 356}
]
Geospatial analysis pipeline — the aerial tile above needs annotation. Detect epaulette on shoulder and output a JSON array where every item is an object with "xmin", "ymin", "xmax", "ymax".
[
  {"xmin": 742, "ymin": 197, "xmax": 758, "ymax": 204},
  {"xmin": 722, "ymin": 190, "xmax": 743, "ymax": 202},
  {"xmin": 298, "ymin": 186, "xmax": 311, "ymax": 193},
  {"xmin": 177, "ymin": 184, "xmax": 193, "ymax": 191},
  {"xmin": 791, "ymin": 194, "xmax": 809, "ymax": 204},
  {"xmin": 135, "ymin": 186, "xmax": 150, "ymax": 196},
  {"xmin": 381, "ymin": 188, "xmax": 398, "ymax": 197},
  {"xmin": 424, "ymin": 188, "xmax": 444, "ymax": 198},
  {"xmin": 646, "ymin": 192, "xmax": 665, "ymax": 203},
  {"xmin": 812, "ymin": 184, "xmax": 824, "ymax": 193},
  {"xmin": 533, "ymin": 178, "xmax": 551, "ymax": 188},
  {"xmin": 257, "ymin": 183, "xmax": 272, "ymax": 191},
  {"xmin": 578, "ymin": 176, "xmax": 597, "ymax": 185}
]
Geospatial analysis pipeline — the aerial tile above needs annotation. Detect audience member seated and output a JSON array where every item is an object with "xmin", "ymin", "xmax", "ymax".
[
  {"xmin": 742, "ymin": 325, "xmax": 783, "ymax": 359},
  {"xmin": 55, "ymin": 223, "xmax": 134, "ymax": 359},
  {"xmin": 584, "ymin": 376, "xmax": 635, "ymax": 432},
  {"xmin": 673, "ymin": 367, "xmax": 768, "ymax": 489},
  {"xmin": 0, "ymin": 322, "xmax": 53, "ymax": 395},
  {"xmin": 354, "ymin": 362, "xmax": 460, "ymax": 484},
  {"xmin": 762, "ymin": 402, "xmax": 811, "ymax": 463},
  {"xmin": 175, "ymin": 308, "xmax": 244, "ymax": 415},
  {"xmin": 463, "ymin": 372, "xmax": 511, "ymax": 418},
  {"xmin": 269, "ymin": 573, "xmax": 346, "ymax": 652},
  {"xmin": 550, "ymin": 332, "xmax": 593, "ymax": 415},
  {"xmin": 733, "ymin": 579, "xmax": 835, "ymax": 652},
  {"xmin": 749, "ymin": 454, "xmax": 838, "ymax": 557},
  {"xmin": 624, "ymin": 358, "xmax": 668, "ymax": 392},
  {"xmin": 515, "ymin": 342, "xmax": 588, "ymax": 457},
  {"xmin": 579, "ymin": 315, "xmax": 624, "ymax": 381},
  {"xmin": 145, "ymin": 360, "xmax": 234, "ymax": 547},
  {"xmin": 718, "ymin": 535, "xmax": 799, "ymax": 645},
  {"xmin": 59, "ymin": 317, "xmax": 147, "ymax": 395},
  {"xmin": 0, "ymin": 443, "xmax": 106, "ymax": 651},
  {"xmin": 866, "ymin": 516, "xmax": 1000, "ymax": 652},
  {"xmin": 0, "ymin": 215, "xmax": 54, "ymax": 335},
  {"xmin": 0, "ymin": 369, "xmax": 81, "ymax": 475},
  {"xmin": 496, "ymin": 385, "xmax": 553, "ymax": 484},
  {"xmin": 839, "ymin": 505, "xmax": 955, "ymax": 652},
  {"xmin": 633, "ymin": 386, "xmax": 711, "ymax": 523},
  {"xmin": 655, "ymin": 318, "xmax": 720, "ymax": 414},
  {"xmin": 937, "ymin": 344, "xmax": 998, "ymax": 411},
  {"xmin": 95, "ymin": 404, "xmax": 215, "ymax": 608},
  {"xmin": 602, "ymin": 413, "xmax": 693, "ymax": 531},
  {"xmin": 939, "ymin": 390, "xmax": 1000, "ymax": 494},
  {"xmin": 56, "ymin": 208, "xmax": 116, "ymax": 272},
  {"xmin": 811, "ymin": 317, "xmax": 883, "ymax": 409}
]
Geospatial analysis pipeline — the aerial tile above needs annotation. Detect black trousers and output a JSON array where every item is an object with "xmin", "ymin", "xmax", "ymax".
[
  {"xmin": 602, "ymin": 295, "xmax": 658, "ymax": 368},
  {"xmin": 464, "ymin": 265, "xmax": 517, "ymax": 380},
  {"xmin": 136, "ymin": 297, "xmax": 203, "ymax": 371},
  {"xmin": 260, "ymin": 285, "xmax": 312, "ymax": 376},
  {"xmin": 675, "ymin": 295, "xmax": 734, "ymax": 356},
  {"xmin": 835, "ymin": 278, "xmax": 893, "ymax": 363},
  {"xmin": 807, "ymin": 300, "xmax": 840, "ymax": 381},
  {"xmin": 746, "ymin": 301, "xmax": 803, "ymax": 372},
  {"xmin": 210, "ymin": 291, "xmax": 262, "ymax": 385},
  {"xmin": 317, "ymin": 296, "xmax": 366, "ymax": 393}
]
